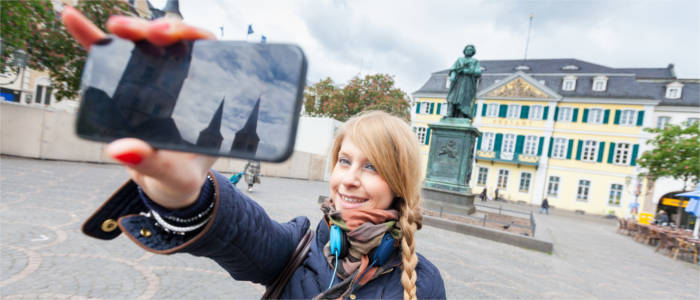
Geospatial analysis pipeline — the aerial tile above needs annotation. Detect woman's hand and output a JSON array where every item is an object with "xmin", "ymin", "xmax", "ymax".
[{"xmin": 62, "ymin": 7, "xmax": 218, "ymax": 209}]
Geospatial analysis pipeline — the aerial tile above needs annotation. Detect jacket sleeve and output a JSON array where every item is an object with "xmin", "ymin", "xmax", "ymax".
[{"xmin": 81, "ymin": 170, "xmax": 310, "ymax": 286}]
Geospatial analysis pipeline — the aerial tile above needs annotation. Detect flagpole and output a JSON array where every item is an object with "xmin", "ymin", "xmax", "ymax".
[{"xmin": 524, "ymin": 13, "xmax": 534, "ymax": 60}]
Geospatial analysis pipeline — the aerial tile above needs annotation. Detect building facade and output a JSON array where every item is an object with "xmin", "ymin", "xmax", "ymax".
[{"xmin": 413, "ymin": 59, "xmax": 699, "ymax": 216}]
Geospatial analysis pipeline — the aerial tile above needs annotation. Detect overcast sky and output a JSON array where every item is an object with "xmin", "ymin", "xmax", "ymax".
[{"xmin": 150, "ymin": 0, "xmax": 699, "ymax": 95}]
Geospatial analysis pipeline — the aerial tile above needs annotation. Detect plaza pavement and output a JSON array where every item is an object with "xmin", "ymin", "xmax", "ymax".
[{"xmin": 1, "ymin": 156, "xmax": 698, "ymax": 299}]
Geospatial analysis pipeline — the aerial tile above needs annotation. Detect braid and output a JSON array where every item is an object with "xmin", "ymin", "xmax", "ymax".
[{"xmin": 399, "ymin": 203, "xmax": 420, "ymax": 300}]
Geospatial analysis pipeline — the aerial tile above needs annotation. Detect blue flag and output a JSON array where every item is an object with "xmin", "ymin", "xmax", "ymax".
[
  {"xmin": 247, "ymin": 24, "xmax": 254, "ymax": 35},
  {"xmin": 261, "ymin": 35, "xmax": 267, "ymax": 43}
]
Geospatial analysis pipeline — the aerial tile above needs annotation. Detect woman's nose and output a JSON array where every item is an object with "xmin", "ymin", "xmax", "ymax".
[{"xmin": 341, "ymin": 166, "xmax": 361, "ymax": 186}]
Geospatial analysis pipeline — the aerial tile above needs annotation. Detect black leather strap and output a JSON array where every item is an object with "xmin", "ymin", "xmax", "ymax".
[{"xmin": 262, "ymin": 230, "xmax": 315, "ymax": 299}]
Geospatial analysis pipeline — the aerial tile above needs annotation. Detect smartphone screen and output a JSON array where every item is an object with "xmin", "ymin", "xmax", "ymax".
[{"xmin": 76, "ymin": 36, "xmax": 307, "ymax": 162}]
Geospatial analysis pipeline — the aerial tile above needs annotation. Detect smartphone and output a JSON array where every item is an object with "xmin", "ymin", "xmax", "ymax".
[{"xmin": 76, "ymin": 36, "xmax": 307, "ymax": 162}]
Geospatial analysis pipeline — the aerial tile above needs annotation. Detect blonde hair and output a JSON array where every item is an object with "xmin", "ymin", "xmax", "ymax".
[{"xmin": 330, "ymin": 111, "xmax": 423, "ymax": 300}]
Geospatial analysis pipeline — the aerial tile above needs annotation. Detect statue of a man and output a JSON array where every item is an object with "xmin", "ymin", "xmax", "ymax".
[{"xmin": 446, "ymin": 44, "xmax": 481, "ymax": 119}]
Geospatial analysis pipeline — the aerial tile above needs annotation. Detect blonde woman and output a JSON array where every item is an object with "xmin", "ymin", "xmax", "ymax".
[{"xmin": 66, "ymin": 7, "xmax": 444, "ymax": 300}]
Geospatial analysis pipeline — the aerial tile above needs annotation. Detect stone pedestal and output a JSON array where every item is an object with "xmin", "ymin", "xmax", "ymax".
[{"xmin": 422, "ymin": 117, "xmax": 480, "ymax": 214}]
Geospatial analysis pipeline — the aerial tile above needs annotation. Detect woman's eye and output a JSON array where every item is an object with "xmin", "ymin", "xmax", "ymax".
[
  {"xmin": 363, "ymin": 163, "xmax": 377, "ymax": 172},
  {"xmin": 338, "ymin": 158, "xmax": 351, "ymax": 166}
]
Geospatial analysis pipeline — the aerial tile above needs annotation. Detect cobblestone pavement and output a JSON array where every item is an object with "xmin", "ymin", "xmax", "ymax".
[{"xmin": 1, "ymin": 156, "xmax": 698, "ymax": 299}]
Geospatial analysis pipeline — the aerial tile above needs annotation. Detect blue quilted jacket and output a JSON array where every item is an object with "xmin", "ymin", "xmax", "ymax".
[{"xmin": 82, "ymin": 171, "xmax": 446, "ymax": 299}]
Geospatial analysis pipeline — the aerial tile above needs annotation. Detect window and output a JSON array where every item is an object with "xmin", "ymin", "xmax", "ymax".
[
  {"xmin": 501, "ymin": 134, "xmax": 516, "ymax": 157},
  {"xmin": 656, "ymin": 116, "xmax": 670, "ymax": 129},
  {"xmin": 477, "ymin": 167, "xmax": 488, "ymax": 186},
  {"xmin": 552, "ymin": 138, "xmax": 568, "ymax": 159},
  {"xmin": 529, "ymin": 105, "xmax": 544, "ymax": 120},
  {"xmin": 577, "ymin": 180, "xmax": 591, "ymax": 201},
  {"xmin": 688, "ymin": 118, "xmax": 700, "ymax": 125},
  {"xmin": 515, "ymin": 65, "xmax": 530, "ymax": 71},
  {"xmin": 481, "ymin": 132, "xmax": 495, "ymax": 151},
  {"xmin": 439, "ymin": 103, "xmax": 448, "ymax": 116},
  {"xmin": 523, "ymin": 135, "xmax": 539, "ymax": 155},
  {"xmin": 34, "ymin": 84, "xmax": 52, "ymax": 105},
  {"xmin": 665, "ymin": 82, "xmax": 683, "ymax": 99},
  {"xmin": 581, "ymin": 140, "xmax": 599, "ymax": 162},
  {"xmin": 421, "ymin": 102, "xmax": 431, "ymax": 114},
  {"xmin": 445, "ymin": 77, "xmax": 451, "ymax": 89},
  {"xmin": 562, "ymin": 76, "xmax": 577, "ymax": 91},
  {"xmin": 413, "ymin": 127, "xmax": 427, "ymax": 144},
  {"xmin": 547, "ymin": 176, "xmax": 560, "ymax": 197},
  {"xmin": 562, "ymin": 65, "xmax": 579, "ymax": 71},
  {"xmin": 608, "ymin": 184, "xmax": 623, "ymax": 206},
  {"xmin": 519, "ymin": 172, "xmax": 532, "ymax": 192},
  {"xmin": 506, "ymin": 104, "xmax": 521, "ymax": 119},
  {"xmin": 620, "ymin": 110, "xmax": 636, "ymax": 126},
  {"xmin": 497, "ymin": 169, "xmax": 509, "ymax": 189},
  {"xmin": 558, "ymin": 107, "xmax": 573, "ymax": 122},
  {"xmin": 485, "ymin": 103, "xmax": 499, "ymax": 117},
  {"xmin": 592, "ymin": 76, "xmax": 608, "ymax": 91},
  {"xmin": 588, "ymin": 108, "xmax": 604, "ymax": 124},
  {"xmin": 614, "ymin": 143, "xmax": 631, "ymax": 165}
]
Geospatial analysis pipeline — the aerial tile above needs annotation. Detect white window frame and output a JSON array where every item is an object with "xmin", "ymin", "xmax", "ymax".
[
  {"xmin": 588, "ymin": 108, "xmax": 604, "ymax": 124},
  {"xmin": 592, "ymin": 76, "xmax": 608, "ymax": 91},
  {"xmin": 497, "ymin": 169, "xmax": 509, "ymax": 189},
  {"xmin": 558, "ymin": 107, "xmax": 573, "ymax": 122},
  {"xmin": 562, "ymin": 76, "xmax": 577, "ymax": 91},
  {"xmin": 547, "ymin": 176, "xmax": 560, "ymax": 197},
  {"xmin": 477, "ymin": 167, "xmax": 488, "ymax": 186},
  {"xmin": 413, "ymin": 126, "xmax": 427, "ymax": 144},
  {"xmin": 656, "ymin": 116, "xmax": 670, "ymax": 129},
  {"xmin": 501, "ymin": 133, "xmax": 516, "ymax": 159},
  {"xmin": 608, "ymin": 183, "xmax": 623, "ymax": 206},
  {"xmin": 665, "ymin": 82, "xmax": 683, "ymax": 99},
  {"xmin": 421, "ymin": 102, "xmax": 431, "ymax": 114},
  {"xmin": 485, "ymin": 103, "xmax": 499, "ymax": 117},
  {"xmin": 581, "ymin": 140, "xmax": 599, "ymax": 162},
  {"xmin": 506, "ymin": 104, "xmax": 521, "ymax": 119},
  {"xmin": 577, "ymin": 180, "xmax": 591, "ymax": 201},
  {"xmin": 614, "ymin": 143, "xmax": 631, "ymax": 165},
  {"xmin": 445, "ymin": 77, "xmax": 451, "ymax": 89},
  {"xmin": 481, "ymin": 132, "xmax": 495, "ymax": 151},
  {"xmin": 519, "ymin": 172, "xmax": 532, "ymax": 192},
  {"xmin": 523, "ymin": 135, "xmax": 539, "ymax": 155},
  {"xmin": 552, "ymin": 138, "xmax": 568, "ymax": 159},
  {"xmin": 619, "ymin": 109, "xmax": 636, "ymax": 126},
  {"xmin": 529, "ymin": 105, "xmax": 544, "ymax": 120}
]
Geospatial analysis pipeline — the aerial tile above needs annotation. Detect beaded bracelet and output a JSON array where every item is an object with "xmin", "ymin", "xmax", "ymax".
[{"xmin": 148, "ymin": 175, "xmax": 216, "ymax": 235}]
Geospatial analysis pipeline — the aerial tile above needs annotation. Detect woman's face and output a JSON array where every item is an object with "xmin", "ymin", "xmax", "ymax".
[{"xmin": 330, "ymin": 137, "xmax": 394, "ymax": 211}]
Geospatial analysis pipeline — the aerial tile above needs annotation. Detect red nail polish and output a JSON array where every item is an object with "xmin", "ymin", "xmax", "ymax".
[{"xmin": 114, "ymin": 152, "xmax": 143, "ymax": 165}]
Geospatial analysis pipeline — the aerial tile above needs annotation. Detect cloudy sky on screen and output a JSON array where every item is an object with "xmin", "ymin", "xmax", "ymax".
[{"xmin": 150, "ymin": 0, "xmax": 700, "ymax": 95}]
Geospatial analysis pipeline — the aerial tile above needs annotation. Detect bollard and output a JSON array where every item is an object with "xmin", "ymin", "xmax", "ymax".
[{"xmin": 482, "ymin": 214, "xmax": 487, "ymax": 227}]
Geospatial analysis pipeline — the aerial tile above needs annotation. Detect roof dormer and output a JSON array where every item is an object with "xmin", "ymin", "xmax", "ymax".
[
  {"xmin": 562, "ymin": 64, "xmax": 580, "ymax": 71},
  {"xmin": 515, "ymin": 65, "xmax": 531, "ymax": 71},
  {"xmin": 592, "ymin": 76, "xmax": 608, "ymax": 92},
  {"xmin": 665, "ymin": 81, "xmax": 683, "ymax": 99},
  {"xmin": 562, "ymin": 75, "xmax": 577, "ymax": 91}
]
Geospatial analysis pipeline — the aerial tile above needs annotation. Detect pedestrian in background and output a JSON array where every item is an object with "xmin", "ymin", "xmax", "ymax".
[
  {"xmin": 244, "ymin": 160, "xmax": 261, "ymax": 192},
  {"xmin": 494, "ymin": 187, "xmax": 500, "ymax": 202},
  {"xmin": 480, "ymin": 188, "xmax": 488, "ymax": 202},
  {"xmin": 540, "ymin": 198, "xmax": 549, "ymax": 215}
]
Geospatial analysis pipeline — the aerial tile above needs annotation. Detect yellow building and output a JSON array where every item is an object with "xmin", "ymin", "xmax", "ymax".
[{"xmin": 411, "ymin": 59, "xmax": 682, "ymax": 216}]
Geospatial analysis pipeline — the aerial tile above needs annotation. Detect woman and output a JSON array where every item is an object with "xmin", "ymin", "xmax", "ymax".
[
  {"xmin": 66, "ymin": 8, "xmax": 445, "ymax": 299},
  {"xmin": 244, "ymin": 160, "xmax": 261, "ymax": 192}
]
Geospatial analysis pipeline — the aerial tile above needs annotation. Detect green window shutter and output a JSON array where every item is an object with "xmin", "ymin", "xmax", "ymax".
[
  {"xmin": 548, "ymin": 137, "xmax": 554, "ymax": 157},
  {"xmin": 631, "ymin": 144, "xmax": 640, "ymax": 166},
  {"xmin": 603, "ymin": 109, "xmax": 610, "ymax": 124},
  {"xmin": 537, "ymin": 136, "xmax": 544, "ymax": 156},
  {"xmin": 582, "ymin": 108, "xmax": 589, "ymax": 123},
  {"xmin": 498, "ymin": 105, "xmax": 508, "ymax": 118},
  {"xmin": 473, "ymin": 105, "xmax": 478, "ymax": 116},
  {"xmin": 481, "ymin": 103, "xmax": 487, "ymax": 116},
  {"xmin": 437, "ymin": 103, "xmax": 442, "ymax": 115},
  {"xmin": 607, "ymin": 142, "xmax": 616, "ymax": 163},
  {"xmin": 494, "ymin": 133, "xmax": 503, "ymax": 151},
  {"xmin": 476, "ymin": 135, "xmax": 482, "ymax": 150},
  {"xmin": 430, "ymin": 103, "xmax": 435, "ymax": 114},
  {"xmin": 425, "ymin": 128, "xmax": 431, "ymax": 145},
  {"xmin": 575, "ymin": 140, "xmax": 583, "ymax": 160},
  {"xmin": 515, "ymin": 135, "xmax": 524, "ymax": 154},
  {"xmin": 614, "ymin": 110, "xmax": 621, "ymax": 124},
  {"xmin": 520, "ymin": 106, "xmax": 530, "ymax": 119},
  {"xmin": 597, "ymin": 142, "xmax": 605, "ymax": 162},
  {"xmin": 636, "ymin": 111, "xmax": 645, "ymax": 126},
  {"xmin": 566, "ymin": 139, "xmax": 574, "ymax": 159},
  {"xmin": 415, "ymin": 103, "xmax": 421, "ymax": 114},
  {"xmin": 572, "ymin": 108, "xmax": 579, "ymax": 122},
  {"xmin": 543, "ymin": 106, "xmax": 549, "ymax": 120},
  {"xmin": 554, "ymin": 107, "xmax": 559, "ymax": 121}
]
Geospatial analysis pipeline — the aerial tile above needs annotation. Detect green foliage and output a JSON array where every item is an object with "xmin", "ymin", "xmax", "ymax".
[
  {"xmin": 638, "ymin": 121, "xmax": 700, "ymax": 190},
  {"xmin": 1, "ymin": 0, "xmax": 130, "ymax": 101},
  {"xmin": 303, "ymin": 74, "xmax": 410, "ymax": 122}
]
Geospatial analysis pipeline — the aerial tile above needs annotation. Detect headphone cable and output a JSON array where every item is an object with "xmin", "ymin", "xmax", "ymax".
[{"xmin": 328, "ymin": 254, "xmax": 339, "ymax": 289}]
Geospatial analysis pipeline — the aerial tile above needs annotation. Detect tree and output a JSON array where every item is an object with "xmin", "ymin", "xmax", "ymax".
[
  {"xmin": 637, "ymin": 121, "xmax": 700, "ymax": 190},
  {"xmin": 303, "ymin": 74, "xmax": 411, "ymax": 122},
  {"xmin": 1, "ymin": 0, "xmax": 130, "ymax": 101}
]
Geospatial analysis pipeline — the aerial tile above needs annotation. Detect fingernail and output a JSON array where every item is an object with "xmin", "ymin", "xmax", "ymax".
[
  {"xmin": 151, "ymin": 21, "xmax": 170, "ymax": 31},
  {"xmin": 114, "ymin": 152, "xmax": 143, "ymax": 165}
]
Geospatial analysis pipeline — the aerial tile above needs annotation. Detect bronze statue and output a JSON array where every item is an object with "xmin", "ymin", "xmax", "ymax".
[{"xmin": 446, "ymin": 44, "xmax": 481, "ymax": 119}]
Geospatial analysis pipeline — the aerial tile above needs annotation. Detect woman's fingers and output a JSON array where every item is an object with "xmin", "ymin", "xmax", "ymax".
[
  {"xmin": 106, "ymin": 15, "xmax": 148, "ymax": 41},
  {"xmin": 145, "ymin": 19, "xmax": 216, "ymax": 46},
  {"xmin": 61, "ymin": 6, "xmax": 106, "ymax": 50}
]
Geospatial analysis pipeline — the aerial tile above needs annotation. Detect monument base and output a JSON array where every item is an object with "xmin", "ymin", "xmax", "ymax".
[{"xmin": 421, "ymin": 186, "xmax": 476, "ymax": 215}]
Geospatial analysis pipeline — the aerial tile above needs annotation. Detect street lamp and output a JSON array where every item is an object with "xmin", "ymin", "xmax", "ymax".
[{"xmin": 13, "ymin": 49, "xmax": 29, "ymax": 104}]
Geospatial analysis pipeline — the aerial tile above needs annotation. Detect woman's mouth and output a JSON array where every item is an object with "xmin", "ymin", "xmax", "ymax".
[{"xmin": 338, "ymin": 193, "xmax": 368, "ymax": 209}]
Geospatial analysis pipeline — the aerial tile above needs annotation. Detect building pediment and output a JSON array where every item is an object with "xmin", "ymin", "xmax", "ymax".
[{"xmin": 478, "ymin": 72, "xmax": 561, "ymax": 100}]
